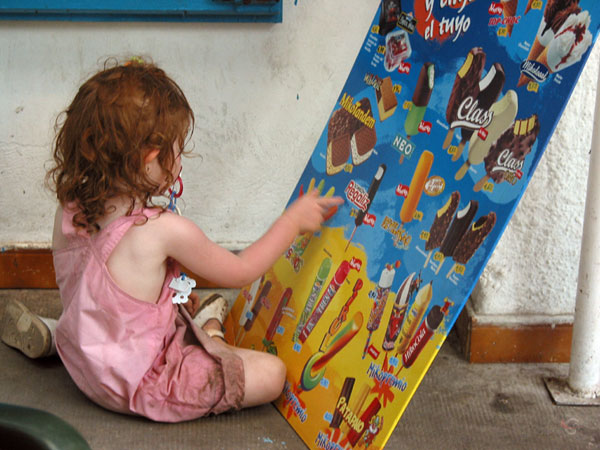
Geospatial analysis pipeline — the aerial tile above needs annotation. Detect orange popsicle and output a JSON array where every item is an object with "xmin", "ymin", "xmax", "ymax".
[{"xmin": 400, "ymin": 150, "xmax": 434, "ymax": 223}]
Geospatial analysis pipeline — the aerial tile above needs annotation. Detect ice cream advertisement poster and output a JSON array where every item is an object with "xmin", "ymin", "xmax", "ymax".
[{"xmin": 229, "ymin": 1, "xmax": 600, "ymax": 449}]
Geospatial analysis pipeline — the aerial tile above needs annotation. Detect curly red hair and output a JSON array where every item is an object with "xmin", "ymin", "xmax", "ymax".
[{"xmin": 47, "ymin": 58, "xmax": 194, "ymax": 233}]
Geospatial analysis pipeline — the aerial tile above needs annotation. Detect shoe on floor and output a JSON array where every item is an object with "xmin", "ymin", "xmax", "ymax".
[{"xmin": 1, "ymin": 299, "xmax": 52, "ymax": 358}]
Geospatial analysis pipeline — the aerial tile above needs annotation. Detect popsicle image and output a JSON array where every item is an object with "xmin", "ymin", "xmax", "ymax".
[
  {"xmin": 235, "ymin": 276, "xmax": 264, "ymax": 344},
  {"xmin": 382, "ymin": 272, "xmax": 415, "ymax": 351},
  {"xmin": 443, "ymin": 48, "xmax": 486, "ymax": 149},
  {"xmin": 396, "ymin": 281, "xmax": 433, "ymax": 355},
  {"xmin": 299, "ymin": 260, "xmax": 351, "ymax": 343},
  {"xmin": 362, "ymin": 263, "xmax": 397, "ymax": 358},
  {"xmin": 475, "ymin": 114, "xmax": 540, "ymax": 191},
  {"xmin": 404, "ymin": 62, "xmax": 435, "ymax": 139},
  {"xmin": 424, "ymin": 191, "xmax": 460, "ymax": 267},
  {"xmin": 347, "ymin": 397, "xmax": 381, "ymax": 447},
  {"xmin": 455, "ymin": 90, "xmax": 519, "ymax": 181},
  {"xmin": 300, "ymin": 311, "xmax": 363, "ymax": 391},
  {"xmin": 346, "ymin": 164, "xmax": 386, "ymax": 251},
  {"xmin": 263, "ymin": 287, "xmax": 293, "ymax": 352},
  {"xmin": 330, "ymin": 377, "xmax": 355, "ymax": 428},
  {"xmin": 339, "ymin": 383, "xmax": 370, "ymax": 436},
  {"xmin": 401, "ymin": 299, "xmax": 452, "ymax": 369},
  {"xmin": 293, "ymin": 257, "xmax": 332, "ymax": 342},
  {"xmin": 453, "ymin": 63, "xmax": 506, "ymax": 162},
  {"xmin": 236, "ymin": 280, "xmax": 272, "ymax": 344},
  {"xmin": 399, "ymin": 150, "xmax": 434, "ymax": 224},
  {"xmin": 322, "ymin": 278, "xmax": 363, "ymax": 351}
]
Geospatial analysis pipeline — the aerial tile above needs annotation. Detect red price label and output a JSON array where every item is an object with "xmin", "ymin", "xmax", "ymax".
[
  {"xmin": 367, "ymin": 344, "xmax": 380, "ymax": 360},
  {"xmin": 363, "ymin": 213, "xmax": 376, "ymax": 227},
  {"xmin": 397, "ymin": 61, "xmax": 411, "ymax": 74},
  {"xmin": 488, "ymin": 2, "xmax": 503, "ymax": 15},
  {"xmin": 418, "ymin": 121, "xmax": 432, "ymax": 135},
  {"xmin": 478, "ymin": 127, "xmax": 489, "ymax": 140},
  {"xmin": 349, "ymin": 257, "xmax": 363, "ymax": 272},
  {"xmin": 395, "ymin": 184, "xmax": 409, "ymax": 197}
]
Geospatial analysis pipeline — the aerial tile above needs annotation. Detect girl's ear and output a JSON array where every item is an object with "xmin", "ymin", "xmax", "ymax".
[{"xmin": 144, "ymin": 148, "xmax": 160, "ymax": 165}]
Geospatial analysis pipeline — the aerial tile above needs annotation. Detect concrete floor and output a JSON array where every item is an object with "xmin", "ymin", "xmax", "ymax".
[{"xmin": 1, "ymin": 289, "xmax": 599, "ymax": 449}]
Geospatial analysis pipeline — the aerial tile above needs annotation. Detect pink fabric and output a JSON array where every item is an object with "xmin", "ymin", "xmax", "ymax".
[{"xmin": 53, "ymin": 207, "xmax": 244, "ymax": 422}]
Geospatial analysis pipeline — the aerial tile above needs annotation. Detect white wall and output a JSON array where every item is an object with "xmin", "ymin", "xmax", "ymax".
[{"xmin": 1, "ymin": 0, "xmax": 598, "ymax": 327}]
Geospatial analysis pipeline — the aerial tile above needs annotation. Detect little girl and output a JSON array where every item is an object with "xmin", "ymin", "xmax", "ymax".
[{"xmin": 2, "ymin": 59, "xmax": 342, "ymax": 422}]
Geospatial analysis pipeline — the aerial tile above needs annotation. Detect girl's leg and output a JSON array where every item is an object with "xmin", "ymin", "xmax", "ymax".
[{"xmin": 202, "ymin": 318, "xmax": 286, "ymax": 408}]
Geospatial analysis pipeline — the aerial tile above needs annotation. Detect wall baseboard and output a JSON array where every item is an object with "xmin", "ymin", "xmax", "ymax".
[
  {"xmin": 0, "ymin": 248, "xmax": 217, "ymax": 289},
  {"xmin": 454, "ymin": 303, "xmax": 572, "ymax": 363},
  {"xmin": 2, "ymin": 248, "xmax": 573, "ymax": 363}
]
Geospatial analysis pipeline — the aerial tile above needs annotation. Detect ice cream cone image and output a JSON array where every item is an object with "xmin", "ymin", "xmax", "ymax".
[
  {"xmin": 524, "ymin": 0, "xmax": 535, "ymax": 15},
  {"xmin": 517, "ymin": 37, "xmax": 545, "ymax": 86},
  {"xmin": 536, "ymin": 47, "xmax": 551, "ymax": 72},
  {"xmin": 502, "ymin": 0, "xmax": 519, "ymax": 36}
]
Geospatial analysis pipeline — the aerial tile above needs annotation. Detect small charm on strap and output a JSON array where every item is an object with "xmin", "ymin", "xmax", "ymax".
[
  {"xmin": 168, "ymin": 175, "xmax": 183, "ymax": 214},
  {"xmin": 169, "ymin": 273, "xmax": 196, "ymax": 304}
]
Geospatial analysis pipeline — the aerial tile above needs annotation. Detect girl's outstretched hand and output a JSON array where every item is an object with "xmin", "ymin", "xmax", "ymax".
[{"xmin": 282, "ymin": 189, "xmax": 344, "ymax": 234}]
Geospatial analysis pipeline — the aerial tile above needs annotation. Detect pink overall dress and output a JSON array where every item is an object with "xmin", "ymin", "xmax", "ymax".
[{"xmin": 53, "ymin": 207, "xmax": 245, "ymax": 422}]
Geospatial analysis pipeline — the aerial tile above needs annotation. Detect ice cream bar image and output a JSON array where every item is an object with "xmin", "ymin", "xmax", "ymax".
[
  {"xmin": 400, "ymin": 150, "xmax": 434, "ymax": 224},
  {"xmin": 440, "ymin": 200, "xmax": 478, "ymax": 258},
  {"xmin": 453, "ymin": 212, "xmax": 497, "ymax": 265},
  {"xmin": 299, "ymin": 260, "xmax": 351, "ymax": 342},
  {"xmin": 347, "ymin": 397, "xmax": 382, "ymax": 446},
  {"xmin": 243, "ymin": 280, "xmax": 272, "ymax": 332},
  {"xmin": 330, "ymin": 377, "xmax": 355, "ymax": 428},
  {"xmin": 443, "ymin": 48, "xmax": 486, "ymax": 149},
  {"xmin": 476, "ymin": 114, "xmax": 540, "ymax": 191},
  {"xmin": 425, "ymin": 191, "xmax": 460, "ymax": 252},
  {"xmin": 293, "ymin": 258, "xmax": 332, "ymax": 342},
  {"xmin": 265, "ymin": 288, "xmax": 292, "ymax": 343},
  {"xmin": 346, "ymin": 164, "xmax": 386, "ymax": 251},
  {"xmin": 404, "ymin": 62, "xmax": 435, "ymax": 139},
  {"xmin": 351, "ymin": 123, "xmax": 377, "ymax": 166},
  {"xmin": 401, "ymin": 299, "xmax": 452, "ymax": 368},
  {"xmin": 396, "ymin": 281, "xmax": 432, "ymax": 355},
  {"xmin": 382, "ymin": 272, "xmax": 415, "ymax": 351},
  {"xmin": 456, "ymin": 90, "xmax": 518, "ymax": 181},
  {"xmin": 453, "ymin": 63, "xmax": 505, "ymax": 162},
  {"xmin": 376, "ymin": 76, "xmax": 398, "ymax": 122}
]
